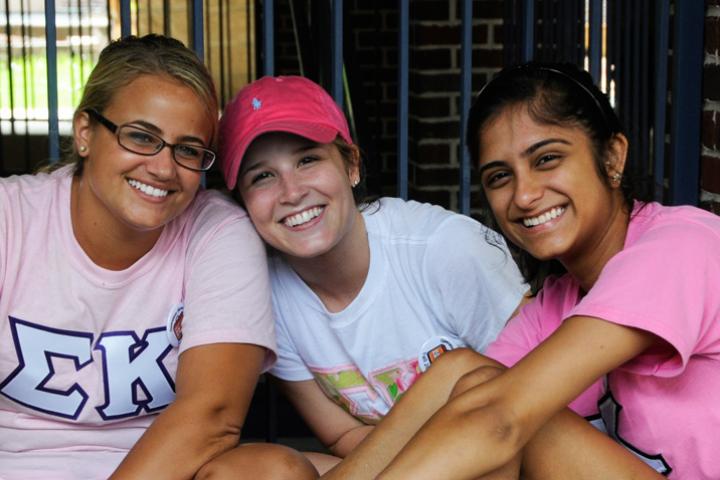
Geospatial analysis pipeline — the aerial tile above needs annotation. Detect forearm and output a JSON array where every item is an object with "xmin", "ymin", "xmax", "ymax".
[
  {"xmin": 323, "ymin": 349, "xmax": 491, "ymax": 480},
  {"xmin": 328, "ymin": 425, "xmax": 373, "ymax": 458},
  {"xmin": 110, "ymin": 398, "xmax": 242, "ymax": 479}
]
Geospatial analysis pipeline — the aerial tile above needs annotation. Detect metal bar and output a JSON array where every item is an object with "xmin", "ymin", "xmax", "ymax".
[
  {"xmin": 263, "ymin": 0, "xmax": 274, "ymax": 76},
  {"xmin": 163, "ymin": 0, "xmax": 170, "ymax": 35},
  {"xmin": 630, "ymin": 0, "xmax": 640, "ymax": 170},
  {"xmin": 588, "ymin": 0, "xmax": 601, "ymax": 82},
  {"xmin": 331, "ymin": 0, "xmax": 343, "ymax": 107},
  {"xmin": 522, "ymin": 0, "xmax": 534, "ymax": 62},
  {"xmin": 397, "ymin": 0, "xmax": 409, "ymax": 200},
  {"xmin": 45, "ymin": 0, "xmax": 60, "ymax": 163},
  {"xmin": 652, "ymin": 0, "xmax": 669, "ymax": 201},
  {"xmin": 191, "ymin": 0, "xmax": 203, "ymax": 60},
  {"xmin": 20, "ymin": 0, "xmax": 30, "ymax": 163},
  {"xmin": 3, "ymin": 0, "xmax": 13, "ymax": 137},
  {"xmin": 148, "ymin": 0, "xmax": 153, "ymax": 33},
  {"xmin": 459, "ymin": 0, "xmax": 472, "ymax": 215},
  {"xmin": 135, "ymin": 0, "xmax": 140, "ymax": 36},
  {"xmin": 669, "ymin": 0, "xmax": 704, "ymax": 205},
  {"xmin": 639, "ymin": 0, "xmax": 649, "ymax": 172},
  {"xmin": 121, "ymin": 0, "xmax": 131, "ymax": 36}
]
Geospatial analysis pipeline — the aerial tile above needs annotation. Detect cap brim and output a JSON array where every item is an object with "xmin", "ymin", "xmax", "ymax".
[{"xmin": 225, "ymin": 120, "xmax": 344, "ymax": 190}]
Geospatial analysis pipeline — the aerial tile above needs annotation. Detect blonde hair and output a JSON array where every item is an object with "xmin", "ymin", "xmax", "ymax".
[{"xmin": 62, "ymin": 34, "xmax": 218, "ymax": 176}]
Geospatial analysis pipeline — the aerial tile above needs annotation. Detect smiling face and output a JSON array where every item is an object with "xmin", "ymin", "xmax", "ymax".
[
  {"xmin": 477, "ymin": 105, "xmax": 628, "ymax": 272},
  {"xmin": 73, "ymin": 74, "xmax": 213, "ymax": 239},
  {"xmin": 237, "ymin": 132, "xmax": 361, "ymax": 261}
]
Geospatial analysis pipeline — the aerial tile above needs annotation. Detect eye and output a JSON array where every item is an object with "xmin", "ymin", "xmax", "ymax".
[
  {"xmin": 174, "ymin": 144, "xmax": 202, "ymax": 159},
  {"xmin": 249, "ymin": 171, "xmax": 274, "ymax": 185},
  {"xmin": 483, "ymin": 170, "xmax": 511, "ymax": 188},
  {"xmin": 536, "ymin": 153, "xmax": 561, "ymax": 167},
  {"xmin": 126, "ymin": 129, "xmax": 159, "ymax": 146},
  {"xmin": 298, "ymin": 155, "xmax": 319, "ymax": 167}
]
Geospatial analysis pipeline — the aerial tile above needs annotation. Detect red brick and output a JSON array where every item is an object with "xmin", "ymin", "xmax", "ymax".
[
  {"xmin": 702, "ymin": 111, "xmax": 720, "ymax": 149},
  {"xmin": 704, "ymin": 65, "xmax": 720, "ymax": 102},
  {"xmin": 705, "ymin": 17, "xmax": 720, "ymax": 51},
  {"xmin": 410, "ymin": 96, "xmax": 452, "ymax": 117},
  {"xmin": 701, "ymin": 155, "xmax": 720, "ymax": 193}
]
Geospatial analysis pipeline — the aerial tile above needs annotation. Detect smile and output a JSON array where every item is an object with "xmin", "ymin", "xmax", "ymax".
[
  {"xmin": 127, "ymin": 178, "xmax": 169, "ymax": 198},
  {"xmin": 283, "ymin": 207, "xmax": 324, "ymax": 227},
  {"xmin": 523, "ymin": 206, "xmax": 565, "ymax": 227}
]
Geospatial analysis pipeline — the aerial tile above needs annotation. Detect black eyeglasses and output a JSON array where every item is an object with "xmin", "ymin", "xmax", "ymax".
[{"xmin": 85, "ymin": 108, "xmax": 216, "ymax": 172}]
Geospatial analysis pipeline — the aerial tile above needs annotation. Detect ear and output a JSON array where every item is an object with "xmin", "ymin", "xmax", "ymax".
[
  {"xmin": 73, "ymin": 110, "xmax": 93, "ymax": 157},
  {"xmin": 347, "ymin": 144, "xmax": 362, "ymax": 185},
  {"xmin": 604, "ymin": 133, "xmax": 628, "ymax": 182}
]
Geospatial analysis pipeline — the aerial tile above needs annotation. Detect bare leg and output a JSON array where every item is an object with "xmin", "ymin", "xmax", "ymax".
[
  {"xmin": 194, "ymin": 443, "xmax": 318, "ymax": 480},
  {"xmin": 303, "ymin": 452, "xmax": 342, "ymax": 475},
  {"xmin": 323, "ymin": 348, "xmax": 498, "ymax": 479}
]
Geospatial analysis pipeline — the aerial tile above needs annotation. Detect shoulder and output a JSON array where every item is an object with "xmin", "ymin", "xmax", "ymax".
[
  {"xmin": 0, "ymin": 168, "xmax": 69, "ymax": 199},
  {"xmin": 364, "ymin": 197, "xmax": 493, "ymax": 242},
  {"xmin": 176, "ymin": 189, "xmax": 256, "ymax": 239},
  {"xmin": 628, "ymin": 202, "xmax": 720, "ymax": 253}
]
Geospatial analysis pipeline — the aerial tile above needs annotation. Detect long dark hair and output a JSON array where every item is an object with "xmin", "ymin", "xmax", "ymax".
[{"xmin": 467, "ymin": 62, "xmax": 651, "ymax": 294}]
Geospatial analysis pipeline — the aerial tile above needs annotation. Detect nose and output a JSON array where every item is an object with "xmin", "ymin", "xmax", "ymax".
[
  {"xmin": 512, "ymin": 171, "xmax": 543, "ymax": 210},
  {"xmin": 145, "ymin": 145, "xmax": 177, "ymax": 180},
  {"xmin": 279, "ymin": 171, "xmax": 308, "ymax": 205}
]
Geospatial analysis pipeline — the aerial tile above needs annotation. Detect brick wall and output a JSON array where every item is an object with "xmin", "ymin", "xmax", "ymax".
[{"xmin": 702, "ymin": 1, "xmax": 720, "ymax": 214}]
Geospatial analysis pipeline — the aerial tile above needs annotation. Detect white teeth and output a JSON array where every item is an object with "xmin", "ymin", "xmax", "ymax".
[
  {"xmin": 283, "ymin": 207, "xmax": 323, "ymax": 227},
  {"xmin": 523, "ymin": 206, "xmax": 565, "ymax": 227},
  {"xmin": 128, "ymin": 179, "xmax": 169, "ymax": 198}
]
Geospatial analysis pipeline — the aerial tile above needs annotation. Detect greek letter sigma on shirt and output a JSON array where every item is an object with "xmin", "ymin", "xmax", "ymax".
[{"xmin": 0, "ymin": 308, "xmax": 182, "ymax": 421}]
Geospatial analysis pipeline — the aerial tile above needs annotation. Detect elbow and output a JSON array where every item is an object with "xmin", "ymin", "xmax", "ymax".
[
  {"xmin": 445, "ymin": 399, "xmax": 525, "ymax": 467},
  {"xmin": 192, "ymin": 400, "xmax": 246, "ymax": 454}
]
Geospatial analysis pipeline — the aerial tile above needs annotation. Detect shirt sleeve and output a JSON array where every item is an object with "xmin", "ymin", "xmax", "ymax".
[
  {"xmin": 180, "ymin": 200, "xmax": 277, "ymax": 371},
  {"xmin": 572, "ymin": 219, "xmax": 720, "ymax": 377},
  {"xmin": 424, "ymin": 215, "xmax": 528, "ymax": 352}
]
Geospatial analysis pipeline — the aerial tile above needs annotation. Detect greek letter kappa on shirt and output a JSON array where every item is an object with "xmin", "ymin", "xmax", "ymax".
[{"xmin": 0, "ymin": 316, "xmax": 176, "ymax": 421}]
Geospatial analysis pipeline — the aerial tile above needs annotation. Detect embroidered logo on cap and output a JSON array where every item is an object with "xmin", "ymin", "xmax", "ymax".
[{"xmin": 252, "ymin": 97, "xmax": 262, "ymax": 111}]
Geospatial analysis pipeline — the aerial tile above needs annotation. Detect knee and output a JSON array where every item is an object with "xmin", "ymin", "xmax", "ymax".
[
  {"xmin": 451, "ymin": 364, "xmax": 505, "ymax": 399},
  {"xmin": 195, "ymin": 444, "xmax": 318, "ymax": 480}
]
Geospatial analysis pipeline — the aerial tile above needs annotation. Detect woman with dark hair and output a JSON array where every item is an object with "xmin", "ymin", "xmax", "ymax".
[{"xmin": 324, "ymin": 63, "xmax": 718, "ymax": 479}]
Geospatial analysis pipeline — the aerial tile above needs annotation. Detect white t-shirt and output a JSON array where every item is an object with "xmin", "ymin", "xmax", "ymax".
[
  {"xmin": 0, "ymin": 167, "xmax": 276, "ymax": 479},
  {"xmin": 270, "ymin": 197, "xmax": 526, "ymax": 423}
]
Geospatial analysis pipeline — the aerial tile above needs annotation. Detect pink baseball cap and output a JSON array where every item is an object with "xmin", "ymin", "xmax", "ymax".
[{"xmin": 218, "ymin": 75, "xmax": 353, "ymax": 190}]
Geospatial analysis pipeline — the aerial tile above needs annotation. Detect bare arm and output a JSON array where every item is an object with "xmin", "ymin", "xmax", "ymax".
[
  {"xmin": 278, "ymin": 378, "xmax": 372, "ymax": 458},
  {"xmin": 109, "ymin": 342, "xmax": 266, "ymax": 479},
  {"xmin": 377, "ymin": 315, "xmax": 661, "ymax": 479},
  {"xmin": 322, "ymin": 348, "xmax": 492, "ymax": 480}
]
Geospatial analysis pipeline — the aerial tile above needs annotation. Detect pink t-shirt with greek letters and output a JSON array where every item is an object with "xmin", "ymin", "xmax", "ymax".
[
  {"xmin": 0, "ymin": 167, "xmax": 276, "ymax": 479},
  {"xmin": 486, "ymin": 201, "xmax": 720, "ymax": 478}
]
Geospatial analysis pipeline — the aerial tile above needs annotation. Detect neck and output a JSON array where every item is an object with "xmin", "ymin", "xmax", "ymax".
[
  {"xmin": 286, "ymin": 211, "xmax": 370, "ymax": 313},
  {"xmin": 71, "ymin": 176, "xmax": 162, "ymax": 270},
  {"xmin": 565, "ymin": 197, "xmax": 631, "ymax": 292}
]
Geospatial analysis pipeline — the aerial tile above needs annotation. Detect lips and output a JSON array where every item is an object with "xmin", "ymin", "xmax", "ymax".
[
  {"xmin": 522, "ymin": 206, "xmax": 565, "ymax": 227},
  {"xmin": 282, "ymin": 206, "xmax": 324, "ymax": 227}
]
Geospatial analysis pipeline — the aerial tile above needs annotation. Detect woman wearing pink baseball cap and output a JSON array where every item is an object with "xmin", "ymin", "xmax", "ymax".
[{"xmin": 216, "ymin": 76, "xmax": 528, "ymax": 474}]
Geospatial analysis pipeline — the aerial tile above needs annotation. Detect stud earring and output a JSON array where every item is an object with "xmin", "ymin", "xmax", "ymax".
[
  {"xmin": 352, "ymin": 178, "xmax": 360, "ymax": 188},
  {"xmin": 79, "ymin": 145, "xmax": 87, "ymax": 153},
  {"xmin": 611, "ymin": 172, "xmax": 622, "ymax": 184}
]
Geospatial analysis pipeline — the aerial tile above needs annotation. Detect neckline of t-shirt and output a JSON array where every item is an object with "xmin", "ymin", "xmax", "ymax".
[
  {"xmin": 279, "ymin": 216, "xmax": 388, "ymax": 326},
  {"xmin": 57, "ymin": 168, "xmax": 176, "ymax": 288}
]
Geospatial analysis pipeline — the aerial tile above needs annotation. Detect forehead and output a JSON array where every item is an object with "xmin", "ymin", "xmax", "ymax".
[
  {"xmin": 477, "ymin": 105, "xmax": 587, "ymax": 164},
  {"xmin": 104, "ymin": 75, "xmax": 213, "ymax": 138}
]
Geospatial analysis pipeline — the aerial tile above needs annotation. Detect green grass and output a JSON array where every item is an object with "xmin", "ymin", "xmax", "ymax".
[{"xmin": 0, "ymin": 51, "xmax": 96, "ymax": 117}]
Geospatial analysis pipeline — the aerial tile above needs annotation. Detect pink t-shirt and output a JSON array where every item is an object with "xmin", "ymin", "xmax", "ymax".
[
  {"xmin": 486, "ymin": 201, "xmax": 720, "ymax": 478},
  {"xmin": 0, "ymin": 168, "xmax": 276, "ymax": 479}
]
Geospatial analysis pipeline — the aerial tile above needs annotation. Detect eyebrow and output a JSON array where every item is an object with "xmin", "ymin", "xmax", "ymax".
[
  {"xmin": 239, "ymin": 142, "xmax": 320, "ymax": 176},
  {"xmin": 478, "ymin": 137, "xmax": 571, "ymax": 175},
  {"xmin": 130, "ymin": 120, "xmax": 207, "ymax": 145}
]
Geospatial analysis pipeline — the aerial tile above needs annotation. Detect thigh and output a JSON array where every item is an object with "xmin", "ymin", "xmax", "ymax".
[{"xmin": 521, "ymin": 410, "xmax": 663, "ymax": 480}]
